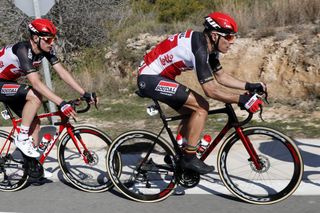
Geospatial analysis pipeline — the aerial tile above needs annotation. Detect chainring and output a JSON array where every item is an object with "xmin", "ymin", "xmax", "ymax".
[{"xmin": 176, "ymin": 169, "xmax": 200, "ymax": 188}]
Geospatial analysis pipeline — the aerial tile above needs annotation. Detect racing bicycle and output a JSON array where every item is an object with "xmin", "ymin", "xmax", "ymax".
[
  {"xmin": 0, "ymin": 98, "xmax": 120, "ymax": 192},
  {"xmin": 106, "ymin": 91, "xmax": 303, "ymax": 204}
]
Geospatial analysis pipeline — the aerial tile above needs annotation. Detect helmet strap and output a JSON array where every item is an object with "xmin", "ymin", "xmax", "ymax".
[
  {"xmin": 214, "ymin": 35, "xmax": 222, "ymax": 52},
  {"xmin": 32, "ymin": 35, "xmax": 45, "ymax": 53},
  {"xmin": 206, "ymin": 31, "xmax": 222, "ymax": 53}
]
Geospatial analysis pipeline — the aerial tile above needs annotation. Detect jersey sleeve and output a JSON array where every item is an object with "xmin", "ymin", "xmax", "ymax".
[
  {"xmin": 12, "ymin": 43, "xmax": 37, "ymax": 74},
  {"xmin": 43, "ymin": 48, "xmax": 60, "ymax": 65},
  {"xmin": 208, "ymin": 52, "xmax": 222, "ymax": 73},
  {"xmin": 191, "ymin": 32, "xmax": 219, "ymax": 84}
]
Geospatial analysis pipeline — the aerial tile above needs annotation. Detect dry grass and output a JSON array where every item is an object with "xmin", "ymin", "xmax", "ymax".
[{"xmin": 216, "ymin": 0, "xmax": 320, "ymax": 36}]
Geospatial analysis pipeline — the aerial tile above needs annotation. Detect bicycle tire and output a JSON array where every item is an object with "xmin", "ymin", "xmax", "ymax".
[
  {"xmin": 217, "ymin": 126, "xmax": 303, "ymax": 205},
  {"xmin": 0, "ymin": 130, "xmax": 28, "ymax": 191},
  {"xmin": 107, "ymin": 130, "xmax": 177, "ymax": 202},
  {"xmin": 58, "ymin": 125, "xmax": 119, "ymax": 192}
]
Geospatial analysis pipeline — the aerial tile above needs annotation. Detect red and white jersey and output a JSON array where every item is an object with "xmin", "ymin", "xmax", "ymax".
[
  {"xmin": 138, "ymin": 30, "xmax": 222, "ymax": 84},
  {"xmin": 0, "ymin": 41, "xmax": 59, "ymax": 81},
  {"xmin": 0, "ymin": 45, "xmax": 23, "ymax": 80},
  {"xmin": 139, "ymin": 30, "xmax": 195, "ymax": 79}
]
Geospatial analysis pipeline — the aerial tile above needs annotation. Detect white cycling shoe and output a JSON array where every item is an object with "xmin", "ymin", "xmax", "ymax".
[{"xmin": 14, "ymin": 136, "xmax": 40, "ymax": 158}]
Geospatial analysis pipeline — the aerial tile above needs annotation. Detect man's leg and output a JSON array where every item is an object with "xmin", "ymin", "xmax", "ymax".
[
  {"xmin": 178, "ymin": 91, "xmax": 209, "ymax": 146},
  {"xmin": 15, "ymin": 89, "xmax": 42, "ymax": 157},
  {"xmin": 29, "ymin": 117, "xmax": 41, "ymax": 146},
  {"xmin": 179, "ymin": 91, "xmax": 214, "ymax": 174}
]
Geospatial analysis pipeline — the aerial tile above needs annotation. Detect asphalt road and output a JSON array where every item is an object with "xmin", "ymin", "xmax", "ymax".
[
  {"xmin": 1, "ymin": 136, "xmax": 319, "ymax": 213},
  {"xmin": 0, "ymin": 181, "xmax": 319, "ymax": 213}
]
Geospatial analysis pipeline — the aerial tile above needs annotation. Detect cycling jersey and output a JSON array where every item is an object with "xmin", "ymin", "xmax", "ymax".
[
  {"xmin": 138, "ymin": 30, "xmax": 222, "ymax": 84},
  {"xmin": 0, "ymin": 41, "xmax": 59, "ymax": 81}
]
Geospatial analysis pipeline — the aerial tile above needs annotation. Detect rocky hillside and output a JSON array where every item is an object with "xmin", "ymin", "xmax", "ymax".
[{"xmin": 105, "ymin": 24, "xmax": 320, "ymax": 102}]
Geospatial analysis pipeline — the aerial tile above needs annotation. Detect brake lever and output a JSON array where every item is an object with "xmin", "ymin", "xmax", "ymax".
[
  {"xmin": 256, "ymin": 91, "xmax": 269, "ymax": 121},
  {"xmin": 258, "ymin": 104, "xmax": 265, "ymax": 122}
]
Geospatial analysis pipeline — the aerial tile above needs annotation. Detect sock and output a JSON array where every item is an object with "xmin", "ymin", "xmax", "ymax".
[
  {"xmin": 183, "ymin": 144, "xmax": 197, "ymax": 161},
  {"xmin": 18, "ymin": 125, "xmax": 30, "ymax": 141}
]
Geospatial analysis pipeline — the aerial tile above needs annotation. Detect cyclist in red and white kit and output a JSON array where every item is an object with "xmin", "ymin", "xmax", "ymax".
[
  {"xmin": 0, "ymin": 19, "xmax": 96, "ymax": 158},
  {"xmin": 137, "ymin": 12, "xmax": 266, "ymax": 174}
]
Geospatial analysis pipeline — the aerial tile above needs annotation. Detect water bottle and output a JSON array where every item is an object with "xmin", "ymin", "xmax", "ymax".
[
  {"xmin": 197, "ymin": 134, "xmax": 212, "ymax": 154},
  {"xmin": 39, "ymin": 133, "xmax": 52, "ymax": 151},
  {"xmin": 176, "ymin": 133, "xmax": 186, "ymax": 148}
]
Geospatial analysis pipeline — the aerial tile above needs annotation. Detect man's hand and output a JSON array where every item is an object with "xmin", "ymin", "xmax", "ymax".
[
  {"xmin": 238, "ymin": 93, "xmax": 263, "ymax": 113},
  {"xmin": 82, "ymin": 92, "xmax": 98, "ymax": 105},
  {"xmin": 59, "ymin": 101, "xmax": 76, "ymax": 118},
  {"xmin": 245, "ymin": 82, "xmax": 267, "ymax": 93}
]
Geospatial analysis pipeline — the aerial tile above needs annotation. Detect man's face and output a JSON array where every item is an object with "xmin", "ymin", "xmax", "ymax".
[
  {"xmin": 36, "ymin": 35, "xmax": 56, "ymax": 52},
  {"xmin": 212, "ymin": 32, "xmax": 236, "ymax": 53}
]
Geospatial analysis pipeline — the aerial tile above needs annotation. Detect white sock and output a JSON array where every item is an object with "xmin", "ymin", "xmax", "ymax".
[{"xmin": 18, "ymin": 125, "xmax": 30, "ymax": 141}]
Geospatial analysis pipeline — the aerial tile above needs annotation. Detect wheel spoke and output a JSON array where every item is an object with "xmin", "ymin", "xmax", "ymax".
[
  {"xmin": 218, "ymin": 127, "xmax": 303, "ymax": 204},
  {"xmin": 107, "ymin": 130, "xmax": 177, "ymax": 202}
]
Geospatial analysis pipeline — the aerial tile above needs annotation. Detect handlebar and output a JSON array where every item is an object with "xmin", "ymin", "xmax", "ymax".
[
  {"xmin": 68, "ymin": 98, "xmax": 90, "ymax": 113},
  {"xmin": 237, "ymin": 90, "xmax": 269, "ymax": 124},
  {"xmin": 253, "ymin": 90, "xmax": 269, "ymax": 121},
  {"xmin": 67, "ymin": 95, "xmax": 98, "ymax": 114}
]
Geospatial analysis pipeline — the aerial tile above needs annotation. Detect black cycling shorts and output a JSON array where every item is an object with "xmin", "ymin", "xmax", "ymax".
[
  {"xmin": 0, "ymin": 80, "xmax": 31, "ymax": 117},
  {"xmin": 137, "ymin": 75, "xmax": 190, "ymax": 111}
]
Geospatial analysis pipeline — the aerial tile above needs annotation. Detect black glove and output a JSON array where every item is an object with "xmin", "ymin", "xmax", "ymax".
[
  {"xmin": 245, "ymin": 82, "xmax": 265, "ymax": 93},
  {"xmin": 82, "ymin": 92, "xmax": 96, "ymax": 103}
]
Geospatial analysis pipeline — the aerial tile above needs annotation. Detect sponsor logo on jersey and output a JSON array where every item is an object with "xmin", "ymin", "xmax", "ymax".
[
  {"xmin": 28, "ymin": 49, "xmax": 33, "ymax": 60},
  {"xmin": 155, "ymin": 80, "xmax": 178, "ymax": 96},
  {"xmin": 168, "ymin": 35, "xmax": 175, "ymax": 42},
  {"xmin": 160, "ymin": 54, "xmax": 174, "ymax": 66},
  {"xmin": 33, "ymin": 60, "xmax": 42, "ymax": 67},
  {"xmin": 1, "ymin": 84, "xmax": 20, "ymax": 96},
  {"xmin": 0, "ymin": 61, "xmax": 4, "ymax": 68},
  {"xmin": 139, "ymin": 81, "xmax": 146, "ymax": 89}
]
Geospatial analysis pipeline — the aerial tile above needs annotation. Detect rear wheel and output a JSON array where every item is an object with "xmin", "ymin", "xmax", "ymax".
[
  {"xmin": 0, "ymin": 131, "xmax": 28, "ymax": 191},
  {"xmin": 107, "ymin": 130, "xmax": 177, "ymax": 202},
  {"xmin": 58, "ymin": 126, "xmax": 120, "ymax": 192},
  {"xmin": 218, "ymin": 126, "xmax": 303, "ymax": 204}
]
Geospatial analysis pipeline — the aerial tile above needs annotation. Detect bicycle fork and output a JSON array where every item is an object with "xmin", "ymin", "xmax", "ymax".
[
  {"xmin": 66, "ymin": 127, "xmax": 93, "ymax": 164},
  {"xmin": 235, "ymin": 127, "xmax": 262, "ymax": 170}
]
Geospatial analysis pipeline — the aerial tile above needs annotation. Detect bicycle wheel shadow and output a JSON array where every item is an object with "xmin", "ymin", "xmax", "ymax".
[
  {"xmin": 258, "ymin": 139, "xmax": 320, "ymax": 185},
  {"xmin": 242, "ymin": 139, "xmax": 320, "ymax": 187},
  {"xmin": 293, "ymin": 139, "xmax": 320, "ymax": 186},
  {"xmin": 186, "ymin": 138, "xmax": 320, "ymax": 203},
  {"xmin": 177, "ymin": 172, "xmax": 246, "ymax": 203}
]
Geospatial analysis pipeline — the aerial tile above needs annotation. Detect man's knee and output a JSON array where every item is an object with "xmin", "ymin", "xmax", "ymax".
[
  {"xmin": 26, "ymin": 89, "xmax": 42, "ymax": 105},
  {"xmin": 185, "ymin": 93, "xmax": 209, "ymax": 113}
]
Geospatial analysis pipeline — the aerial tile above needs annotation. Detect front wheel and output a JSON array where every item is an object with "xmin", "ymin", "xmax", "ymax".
[
  {"xmin": 107, "ymin": 130, "xmax": 177, "ymax": 202},
  {"xmin": 218, "ymin": 126, "xmax": 303, "ymax": 205},
  {"xmin": 58, "ymin": 125, "xmax": 119, "ymax": 192}
]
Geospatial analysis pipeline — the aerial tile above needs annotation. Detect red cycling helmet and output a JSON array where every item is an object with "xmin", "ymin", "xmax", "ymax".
[
  {"xmin": 28, "ymin": 18, "xmax": 57, "ymax": 37},
  {"xmin": 203, "ymin": 12, "xmax": 238, "ymax": 35}
]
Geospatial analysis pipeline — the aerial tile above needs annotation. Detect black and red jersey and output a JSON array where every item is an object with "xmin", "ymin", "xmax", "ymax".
[{"xmin": 0, "ymin": 41, "xmax": 59, "ymax": 81}]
